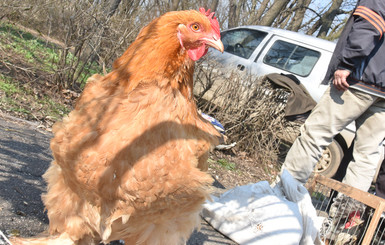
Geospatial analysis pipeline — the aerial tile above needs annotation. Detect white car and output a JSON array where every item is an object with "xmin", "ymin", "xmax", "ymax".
[{"xmin": 200, "ymin": 25, "xmax": 364, "ymax": 178}]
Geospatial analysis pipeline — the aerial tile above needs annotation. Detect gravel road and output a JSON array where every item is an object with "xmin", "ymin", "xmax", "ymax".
[{"xmin": 0, "ymin": 113, "xmax": 236, "ymax": 245}]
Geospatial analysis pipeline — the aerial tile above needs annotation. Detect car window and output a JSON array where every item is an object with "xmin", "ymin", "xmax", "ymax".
[
  {"xmin": 262, "ymin": 40, "xmax": 321, "ymax": 77},
  {"xmin": 221, "ymin": 29, "xmax": 267, "ymax": 59}
]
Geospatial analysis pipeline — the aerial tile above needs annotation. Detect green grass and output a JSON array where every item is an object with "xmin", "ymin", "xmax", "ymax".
[
  {"xmin": 209, "ymin": 158, "xmax": 236, "ymax": 171},
  {"xmin": 0, "ymin": 22, "xmax": 103, "ymax": 86},
  {"xmin": 0, "ymin": 75, "xmax": 21, "ymax": 95},
  {"xmin": 0, "ymin": 22, "xmax": 106, "ymax": 124},
  {"xmin": 0, "ymin": 73, "xmax": 70, "ymax": 122},
  {"xmin": 0, "ymin": 23, "xmax": 60, "ymax": 71},
  {"xmin": 0, "ymin": 74, "xmax": 31, "ymax": 116},
  {"xmin": 38, "ymin": 95, "xmax": 71, "ymax": 119}
]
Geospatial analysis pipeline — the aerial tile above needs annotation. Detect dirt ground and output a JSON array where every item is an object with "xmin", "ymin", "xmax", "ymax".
[{"xmin": 208, "ymin": 150, "xmax": 278, "ymax": 189}]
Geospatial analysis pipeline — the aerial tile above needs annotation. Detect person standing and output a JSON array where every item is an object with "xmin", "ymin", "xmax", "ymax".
[{"xmin": 282, "ymin": 0, "xmax": 385, "ymax": 194}]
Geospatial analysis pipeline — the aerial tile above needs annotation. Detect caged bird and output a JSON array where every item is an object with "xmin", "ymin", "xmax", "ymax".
[{"xmin": 10, "ymin": 7, "xmax": 224, "ymax": 245}]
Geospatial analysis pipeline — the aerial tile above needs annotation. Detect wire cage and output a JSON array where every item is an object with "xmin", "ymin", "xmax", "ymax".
[
  {"xmin": 308, "ymin": 174, "xmax": 385, "ymax": 245},
  {"xmin": 0, "ymin": 230, "xmax": 12, "ymax": 245}
]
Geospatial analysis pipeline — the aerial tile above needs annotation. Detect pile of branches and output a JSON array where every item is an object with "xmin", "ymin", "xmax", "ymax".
[{"xmin": 194, "ymin": 61, "xmax": 301, "ymax": 164}]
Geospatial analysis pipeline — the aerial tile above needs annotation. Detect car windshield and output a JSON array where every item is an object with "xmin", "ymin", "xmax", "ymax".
[
  {"xmin": 221, "ymin": 29, "xmax": 267, "ymax": 59},
  {"xmin": 263, "ymin": 40, "xmax": 321, "ymax": 77}
]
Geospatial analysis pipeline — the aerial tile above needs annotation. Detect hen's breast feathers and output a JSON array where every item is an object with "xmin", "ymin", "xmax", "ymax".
[{"xmin": 51, "ymin": 77, "xmax": 220, "ymax": 203}]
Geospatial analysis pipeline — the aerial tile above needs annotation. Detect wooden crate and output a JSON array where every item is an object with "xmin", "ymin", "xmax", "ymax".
[{"xmin": 308, "ymin": 174, "xmax": 385, "ymax": 245}]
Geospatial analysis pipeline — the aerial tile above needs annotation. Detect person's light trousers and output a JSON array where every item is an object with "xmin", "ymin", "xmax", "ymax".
[{"xmin": 282, "ymin": 85, "xmax": 385, "ymax": 191}]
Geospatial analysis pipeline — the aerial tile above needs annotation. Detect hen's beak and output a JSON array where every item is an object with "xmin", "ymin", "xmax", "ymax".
[{"xmin": 202, "ymin": 36, "xmax": 224, "ymax": 53}]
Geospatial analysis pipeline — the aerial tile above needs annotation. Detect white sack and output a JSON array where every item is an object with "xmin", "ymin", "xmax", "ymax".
[{"xmin": 202, "ymin": 170, "xmax": 323, "ymax": 245}]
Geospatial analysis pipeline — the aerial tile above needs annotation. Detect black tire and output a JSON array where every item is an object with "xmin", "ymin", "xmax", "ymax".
[{"xmin": 314, "ymin": 139, "xmax": 344, "ymax": 178}]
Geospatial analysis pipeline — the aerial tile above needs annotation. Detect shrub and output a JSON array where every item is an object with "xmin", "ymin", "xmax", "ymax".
[{"xmin": 194, "ymin": 60, "xmax": 300, "ymax": 165}]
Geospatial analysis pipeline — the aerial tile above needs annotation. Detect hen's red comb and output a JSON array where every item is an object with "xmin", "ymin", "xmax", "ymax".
[{"xmin": 199, "ymin": 8, "xmax": 221, "ymax": 38}]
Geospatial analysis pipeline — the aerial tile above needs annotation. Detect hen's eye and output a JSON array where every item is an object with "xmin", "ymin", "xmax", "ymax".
[{"xmin": 191, "ymin": 24, "xmax": 200, "ymax": 32}]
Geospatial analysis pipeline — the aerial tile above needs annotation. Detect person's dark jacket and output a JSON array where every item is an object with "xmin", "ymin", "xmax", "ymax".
[{"xmin": 322, "ymin": 0, "xmax": 385, "ymax": 96}]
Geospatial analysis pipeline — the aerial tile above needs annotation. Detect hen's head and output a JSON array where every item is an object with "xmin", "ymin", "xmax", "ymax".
[
  {"xmin": 112, "ymin": 8, "xmax": 224, "ymax": 86},
  {"xmin": 176, "ymin": 8, "xmax": 224, "ymax": 61}
]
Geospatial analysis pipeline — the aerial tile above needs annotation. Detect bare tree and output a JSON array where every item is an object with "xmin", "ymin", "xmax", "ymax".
[
  {"xmin": 259, "ymin": 0, "xmax": 291, "ymax": 27},
  {"xmin": 170, "ymin": 0, "xmax": 180, "ymax": 11},
  {"xmin": 247, "ymin": 0, "xmax": 270, "ymax": 25},
  {"xmin": 228, "ymin": 0, "xmax": 245, "ymax": 29},
  {"xmin": 275, "ymin": 1, "xmax": 297, "ymax": 29},
  {"xmin": 289, "ymin": 0, "xmax": 312, "ymax": 31},
  {"xmin": 317, "ymin": 0, "xmax": 344, "ymax": 38},
  {"xmin": 210, "ymin": 0, "xmax": 219, "ymax": 12},
  {"xmin": 107, "ymin": 0, "xmax": 122, "ymax": 17},
  {"xmin": 88, "ymin": 0, "xmax": 123, "ymax": 63},
  {"xmin": 305, "ymin": 0, "xmax": 345, "ymax": 37}
]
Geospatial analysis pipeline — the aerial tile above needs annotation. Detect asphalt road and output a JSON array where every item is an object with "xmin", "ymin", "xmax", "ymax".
[{"xmin": 0, "ymin": 113, "xmax": 236, "ymax": 245}]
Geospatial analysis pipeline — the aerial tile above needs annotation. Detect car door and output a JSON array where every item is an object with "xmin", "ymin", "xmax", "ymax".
[
  {"xmin": 251, "ymin": 36, "xmax": 330, "ymax": 102},
  {"xmin": 208, "ymin": 28, "xmax": 269, "ymax": 76}
]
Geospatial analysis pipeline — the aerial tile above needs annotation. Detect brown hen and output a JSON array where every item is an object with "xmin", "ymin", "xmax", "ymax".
[{"xmin": 11, "ymin": 8, "xmax": 224, "ymax": 245}]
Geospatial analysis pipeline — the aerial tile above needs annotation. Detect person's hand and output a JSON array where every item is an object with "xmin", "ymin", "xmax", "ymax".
[{"xmin": 333, "ymin": 69, "xmax": 351, "ymax": 91}]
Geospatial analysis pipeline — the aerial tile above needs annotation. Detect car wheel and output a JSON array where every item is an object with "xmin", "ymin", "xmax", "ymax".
[{"xmin": 314, "ymin": 140, "xmax": 344, "ymax": 178}]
